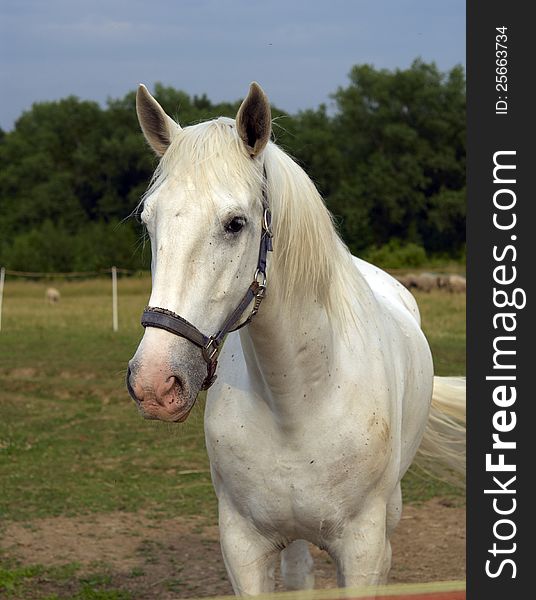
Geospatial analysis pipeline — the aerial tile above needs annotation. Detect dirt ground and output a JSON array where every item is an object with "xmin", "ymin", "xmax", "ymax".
[{"xmin": 1, "ymin": 497, "xmax": 465, "ymax": 598}]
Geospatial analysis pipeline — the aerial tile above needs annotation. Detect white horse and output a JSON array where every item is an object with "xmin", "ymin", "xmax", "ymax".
[{"xmin": 127, "ymin": 83, "xmax": 465, "ymax": 595}]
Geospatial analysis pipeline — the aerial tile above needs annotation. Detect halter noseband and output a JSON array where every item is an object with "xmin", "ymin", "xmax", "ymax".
[{"xmin": 140, "ymin": 176, "xmax": 273, "ymax": 390}]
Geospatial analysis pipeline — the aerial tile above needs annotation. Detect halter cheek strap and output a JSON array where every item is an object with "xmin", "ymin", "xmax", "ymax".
[{"xmin": 141, "ymin": 204, "xmax": 273, "ymax": 390}]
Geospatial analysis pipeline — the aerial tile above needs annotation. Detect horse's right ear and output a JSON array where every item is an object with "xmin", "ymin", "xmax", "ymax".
[{"xmin": 136, "ymin": 84, "xmax": 181, "ymax": 157}]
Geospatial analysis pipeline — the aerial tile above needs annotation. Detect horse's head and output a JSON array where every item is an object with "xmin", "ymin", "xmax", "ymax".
[{"xmin": 127, "ymin": 83, "xmax": 272, "ymax": 422}]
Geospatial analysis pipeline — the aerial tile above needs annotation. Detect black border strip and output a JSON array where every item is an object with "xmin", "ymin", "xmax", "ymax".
[{"xmin": 467, "ymin": 2, "xmax": 533, "ymax": 596}]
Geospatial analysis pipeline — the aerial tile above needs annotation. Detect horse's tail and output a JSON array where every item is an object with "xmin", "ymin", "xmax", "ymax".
[{"xmin": 415, "ymin": 376, "xmax": 466, "ymax": 487}]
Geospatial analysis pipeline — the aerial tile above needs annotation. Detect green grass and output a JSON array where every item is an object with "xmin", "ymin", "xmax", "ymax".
[
  {"xmin": 415, "ymin": 289, "xmax": 466, "ymax": 376},
  {"xmin": 0, "ymin": 558, "xmax": 132, "ymax": 599},
  {"xmin": 0, "ymin": 277, "xmax": 215, "ymax": 523},
  {"xmin": 0, "ymin": 276, "xmax": 465, "ymax": 597},
  {"xmin": 0, "ymin": 276, "xmax": 465, "ymax": 527}
]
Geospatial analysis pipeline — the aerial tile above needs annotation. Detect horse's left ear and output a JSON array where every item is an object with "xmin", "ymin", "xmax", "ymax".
[{"xmin": 236, "ymin": 82, "xmax": 272, "ymax": 158}]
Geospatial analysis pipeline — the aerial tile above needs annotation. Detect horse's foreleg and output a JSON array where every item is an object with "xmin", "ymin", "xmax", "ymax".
[
  {"xmin": 218, "ymin": 500, "xmax": 278, "ymax": 596},
  {"xmin": 280, "ymin": 539, "xmax": 315, "ymax": 590},
  {"xmin": 328, "ymin": 500, "xmax": 390, "ymax": 588}
]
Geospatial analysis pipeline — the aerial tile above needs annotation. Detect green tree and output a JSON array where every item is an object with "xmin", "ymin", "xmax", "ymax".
[
  {"xmin": 330, "ymin": 60, "xmax": 465, "ymax": 253},
  {"xmin": 0, "ymin": 64, "xmax": 466, "ymax": 272}
]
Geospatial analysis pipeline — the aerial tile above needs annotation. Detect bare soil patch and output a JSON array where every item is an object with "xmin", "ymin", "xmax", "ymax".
[{"xmin": 1, "ymin": 498, "xmax": 464, "ymax": 598}]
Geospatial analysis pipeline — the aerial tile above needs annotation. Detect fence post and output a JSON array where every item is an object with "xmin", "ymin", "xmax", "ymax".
[
  {"xmin": 112, "ymin": 266, "xmax": 118, "ymax": 332},
  {"xmin": 0, "ymin": 267, "xmax": 5, "ymax": 332}
]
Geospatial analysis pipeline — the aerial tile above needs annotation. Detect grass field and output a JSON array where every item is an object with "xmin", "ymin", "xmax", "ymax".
[{"xmin": 0, "ymin": 275, "xmax": 465, "ymax": 598}]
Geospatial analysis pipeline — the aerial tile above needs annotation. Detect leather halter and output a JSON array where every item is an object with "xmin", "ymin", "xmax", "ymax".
[{"xmin": 140, "ymin": 177, "xmax": 273, "ymax": 390}]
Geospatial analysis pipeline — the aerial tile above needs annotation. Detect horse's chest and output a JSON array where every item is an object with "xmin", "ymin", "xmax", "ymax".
[{"xmin": 204, "ymin": 395, "xmax": 393, "ymax": 540}]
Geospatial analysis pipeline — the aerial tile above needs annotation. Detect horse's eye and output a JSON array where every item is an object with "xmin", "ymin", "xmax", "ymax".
[{"xmin": 225, "ymin": 216, "xmax": 246, "ymax": 234}]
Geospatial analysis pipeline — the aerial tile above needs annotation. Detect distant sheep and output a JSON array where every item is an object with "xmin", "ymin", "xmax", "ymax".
[
  {"xmin": 396, "ymin": 273, "xmax": 437, "ymax": 292},
  {"xmin": 413, "ymin": 273, "xmax": 438, "ymax": 292},
  {"xmin": 45, "ymin": 287, "xmax": 61, "ymax": 304},
  {"xmin": 395, "ymin": 274, "xmax": 418, "ymax": 289},
  {"xmin": 437, "ymin": 274, "xmax": 466, "ymax": 293},
  {"xmin": 396, "ymin": 273, "xmax": 466, "ymax": 293}
]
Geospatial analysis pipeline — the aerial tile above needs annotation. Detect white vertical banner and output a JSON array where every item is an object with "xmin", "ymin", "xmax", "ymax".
[
  {"xmin": 111, "ymin": 266, "xmax": 118, "ymax": 332},
  {"xmin": 0, "ymin": 267, "xmax": 5, "ymax": 332}
]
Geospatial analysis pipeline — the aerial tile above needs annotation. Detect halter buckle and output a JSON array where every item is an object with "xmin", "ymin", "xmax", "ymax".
[
  {"xmin": 248, "ymin": 271, "xmax": 267, "ymax": 320},
  {"xmin": 202, "ymin": 337, "xmax": 219, "ymax": 363}
]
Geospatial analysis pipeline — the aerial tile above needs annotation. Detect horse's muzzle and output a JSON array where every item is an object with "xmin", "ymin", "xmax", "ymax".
[{"xmin": 126, "ymin": 363, "xmax": 197, "ymax": 423}]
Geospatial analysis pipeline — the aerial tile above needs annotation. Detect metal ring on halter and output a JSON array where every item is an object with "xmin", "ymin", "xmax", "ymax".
[
  {"xmin": 254, "ymin": 268, "xmax": 267, "ymax": 289},
  {"xmin": 262, "ymin": 208, "xmax": 273, "ymax": 237}
]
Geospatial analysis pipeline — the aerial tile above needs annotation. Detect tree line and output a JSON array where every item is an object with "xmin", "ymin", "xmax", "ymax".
[{"xmin": 0, "ymin": 60, "xmax": 465, "ymax": 272}]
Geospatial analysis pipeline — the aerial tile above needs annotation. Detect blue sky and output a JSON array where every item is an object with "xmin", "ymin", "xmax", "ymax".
[{"xmin": 0, "ymin": 0, "xmax": 465, "ymax": 131}]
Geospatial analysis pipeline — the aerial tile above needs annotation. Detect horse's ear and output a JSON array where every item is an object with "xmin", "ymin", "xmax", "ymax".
[
  {"xmin": 136, "ymin": 84, "xmax": 181, "ymax": 157},
  {"xmin": 236, "ymin": 82, "xmax": 271, "ymax": 158}
]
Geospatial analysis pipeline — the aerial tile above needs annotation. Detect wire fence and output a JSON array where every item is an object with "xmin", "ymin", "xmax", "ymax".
[
  {"xmin": 2, "ymin": 267, "xmax": 136, "ymax": 278},
  {"xmin": 0, "ymin": 265, "xmax": 139, "ymax": 333}
]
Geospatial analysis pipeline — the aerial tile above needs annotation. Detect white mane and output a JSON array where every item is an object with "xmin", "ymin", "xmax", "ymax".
[{"xmin": 142, "ymin": 117, "xmax": 369, "ymax": 330}]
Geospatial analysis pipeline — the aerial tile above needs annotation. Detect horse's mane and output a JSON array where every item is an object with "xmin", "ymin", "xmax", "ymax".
[{"xmin": 141, "ymin": 117, "xmax": 369, "ymax": 330}]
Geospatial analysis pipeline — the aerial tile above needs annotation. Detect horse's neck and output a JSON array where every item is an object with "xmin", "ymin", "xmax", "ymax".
[{"xmin": 239, "ymin": 270, "xmax": 363, "ymax": 426}]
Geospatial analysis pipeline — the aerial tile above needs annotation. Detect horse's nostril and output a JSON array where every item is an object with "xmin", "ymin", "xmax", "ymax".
[
  {"xmin": 126, "ymin": 366, "xmax": 139, "ymax": 402},
  {"xmin": 163, "ymin": 375, "xmax": 184, "ymax": 400}
]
